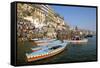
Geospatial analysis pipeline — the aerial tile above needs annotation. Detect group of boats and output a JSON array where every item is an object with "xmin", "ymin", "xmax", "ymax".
[
  {"xmin": 26, "ymin": 39, "xmax": 67, "ymax": 62},
  {"xmin": 25, "ymin": 36, "xmax": 89, "ymax": 62}
]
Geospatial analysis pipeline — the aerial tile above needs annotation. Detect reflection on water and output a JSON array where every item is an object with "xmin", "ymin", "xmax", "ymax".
[{"xmin": 17, "ymin": 36, "xmax": 97, "ymax": 65}]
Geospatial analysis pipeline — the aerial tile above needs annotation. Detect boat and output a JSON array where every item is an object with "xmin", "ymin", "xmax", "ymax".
[
  {"xmin": 31, "ymin": 38, "xmax": 56, "ymax": 46},
  {"xmin": 67, "ymin": 39, "xmax": 88, "ymax": 43},
  {"xmin": 84, "ymin": 34, "xmax": 93, "ymax": 38},
  {"xmin": 31, "ymin": 47, "xmax": 42, "ymax": 52},
  {"xmin": 31, "ymin": 38, "xmax": 56, "ymax": 42},
  {"xmin": 26, "ymin": 40, "xmax": 68, "ymax": 62},
  {"xmin": 67, "ymin": 36, "xmax": 88, "ymax": 43}
]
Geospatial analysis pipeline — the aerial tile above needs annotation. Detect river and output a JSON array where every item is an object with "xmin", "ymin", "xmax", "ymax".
[
  {"xmin": 28, "ymin": 36, "xmax": 97, "ymax": 65},
  {"xmin": 17, "ymin": 36, "xmax": 97, "ymax": 65}
]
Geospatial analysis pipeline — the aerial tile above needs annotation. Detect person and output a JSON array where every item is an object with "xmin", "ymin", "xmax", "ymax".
[
  {"xmin": 56, "ymin": 30, "xmax": 60, "ymax": 40},
  {"xmin": 56, "ymin": 30, "xmax": 64, "ymax": 43}
]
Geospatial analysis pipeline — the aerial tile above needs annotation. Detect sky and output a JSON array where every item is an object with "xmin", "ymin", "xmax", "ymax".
[{"xmin": 50, "ymin": 5, "xmax": 96, "ymax": 31}]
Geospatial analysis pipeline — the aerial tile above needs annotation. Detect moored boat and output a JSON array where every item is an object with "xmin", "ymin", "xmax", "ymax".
[
  {"xmin": 67, "ymin": 39, "xmax": 88, "ymax": 43},
  {"xmin": 67, "ymin": 36, "xmax": 88, "ymax": 43},
  {"xmin": 84, "ymin": 34, "xmax": 93, "ymax": 38},
  {"xmin": 26, "ymin": 40, "xmax": 68, "ymax": 62},
  {"xmin": 31, "ymin": 38, "xmax": 56, "ymax": 46},
  {"xmin": 31, "ymin": 38, "xmax": 56, "ymax": 43}
]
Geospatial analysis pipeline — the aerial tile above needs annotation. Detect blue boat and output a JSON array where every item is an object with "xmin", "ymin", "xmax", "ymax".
[{"xmin": 26, "ymin": 40, "xmax": 68, "ymax": 62}]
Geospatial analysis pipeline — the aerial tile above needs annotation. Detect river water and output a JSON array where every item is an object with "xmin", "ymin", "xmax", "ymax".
[
  {"xmin": 27, "ymin": 36, "xmax": 97, "ymax": 65},
  {"xmin": 17, "ymin": 36, "xmax": 97, "ymax": 65}
]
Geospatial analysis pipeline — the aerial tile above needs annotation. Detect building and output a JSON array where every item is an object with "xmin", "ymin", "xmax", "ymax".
[{"xmin": 17, "ymin": 3, "xmax": 70, "ymax": 39}]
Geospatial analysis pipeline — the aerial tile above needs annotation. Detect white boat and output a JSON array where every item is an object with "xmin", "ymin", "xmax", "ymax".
[
  {"xmin": 67, "ymin": 39, "xmax": 88, "ymax": 43},
  {"xmin": 67, "ymin": 35, "xmax": 88, "ymax": 43},
  {"xmin": 31, "ymin": 38, "xmax": 56, "ymax": 42},
  {"xmin": 31, "ymin": 38, "xmax": 56, "ymax": 46},
  {"xmin": 26, "ymin": 40, "xmax": 68, "ymax": 62}
]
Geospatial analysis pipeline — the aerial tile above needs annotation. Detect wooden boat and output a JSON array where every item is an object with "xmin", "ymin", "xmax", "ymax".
[
  {"xmin": 26, "ymin": 40, "xmax": 68, "ymax": 62},
  {"xmin": 67, "ymin": 36, "xmax": 88, "ymax": 43},
  {"xmin": 67, "ymin": 39, "xmax": 88, "ymax": 43},
  {"xmin": 84, "ymin": 34, "xmax": 93, "ymax": 38},
  {"xmin": 31, "ymin": 38, "xmax": 56, "ymax": 46}
]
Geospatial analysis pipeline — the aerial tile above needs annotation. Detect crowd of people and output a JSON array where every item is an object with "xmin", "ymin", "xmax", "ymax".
[
  {"xmin": 17, "ymin": 19, "xmax": 45, "ymax": 42},
  {"xmin": 17, "ymin": 19, "xmax": 68, "ymax": 42}
]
